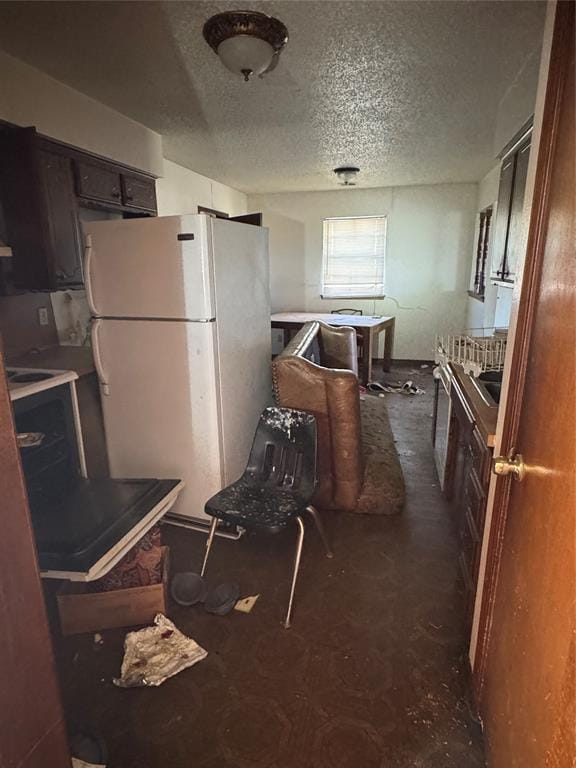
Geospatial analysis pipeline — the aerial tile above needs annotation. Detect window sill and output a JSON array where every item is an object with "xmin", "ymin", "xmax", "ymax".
[
  {"xmin": 321, "ymin": 295, "xmax": 386, "ymax": 300},
  {"xmin": 467, "ymin": 290, "xmax": 485, "ymax": 303}
]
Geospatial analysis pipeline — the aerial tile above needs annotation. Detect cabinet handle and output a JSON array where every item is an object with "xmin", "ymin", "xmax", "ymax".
[
  {"xmin": 111, "ymin": 190, "xmax": 120, "ymax": 199},
  {"xmin": 125, "ymin": 194, "xmax": 134, "ymax": 202}
]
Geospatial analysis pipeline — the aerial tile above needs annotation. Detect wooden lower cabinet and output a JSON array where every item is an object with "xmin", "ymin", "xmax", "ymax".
[{"xmin": 444, "ymin": 373, "xmax": 493, "ymax": 631}]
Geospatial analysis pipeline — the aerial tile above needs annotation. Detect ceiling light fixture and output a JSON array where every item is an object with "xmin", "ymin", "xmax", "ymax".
[
  {"xmin": 334, "ymin": 166, "xmax": 360, "ymax": 186},
  {"xmin": 203, "ymin": 10, "xmax": 288, "ymax": 82}
]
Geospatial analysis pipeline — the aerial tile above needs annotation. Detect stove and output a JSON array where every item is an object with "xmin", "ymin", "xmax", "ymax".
[{"xmin": 6, "ymin": 367, "xmax": 78, "ymax": 401}]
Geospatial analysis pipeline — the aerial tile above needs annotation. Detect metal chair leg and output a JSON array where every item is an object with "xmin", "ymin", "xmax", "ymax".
[
  {"xmin": 306, "ymin": 505, "xmax": 334, "ymax": 558},
  {"xmin": 284, "ymin": 516, "xmax": 305, "ymax": 629},
  {"xmin": 200, "ymin": 517, "xmax": 218, "ymax": 578}
]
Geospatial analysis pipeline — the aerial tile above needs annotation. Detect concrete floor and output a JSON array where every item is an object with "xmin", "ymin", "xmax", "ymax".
[{"xmin": 55, "ymin": 365, "xmax": 486, "ymax": 767}]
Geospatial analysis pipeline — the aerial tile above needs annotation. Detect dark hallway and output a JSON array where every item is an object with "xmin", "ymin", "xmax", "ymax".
[{"xmin": 54, "ymin": 366, "xmax": 486, "ymax": 767}]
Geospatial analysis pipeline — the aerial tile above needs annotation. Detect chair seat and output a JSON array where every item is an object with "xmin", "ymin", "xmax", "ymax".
[{"xmin": 205, "ymin": 478, "xmax": 308, "ymax": 531}]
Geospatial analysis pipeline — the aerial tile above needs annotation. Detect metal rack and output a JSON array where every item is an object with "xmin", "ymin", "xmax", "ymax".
[{"xmin": 435, "ymin": 328, "xmax": 508, "ymax": 377}]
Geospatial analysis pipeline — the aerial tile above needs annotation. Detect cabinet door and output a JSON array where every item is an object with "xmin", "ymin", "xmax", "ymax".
[
  {"xmin": 40, "ymin": 150, "xmax": 84, "ymax": 286},
  {"xmin": 121, "ymin": 174, "xmax": 157, "ymax": 212},
  {"xmin": 490, "ymin": 155, "xmax": 515, "ymax": 279},
  {"xmin": 0, "ymin": 127, "xmax": 54, "ymax": 289},
  {"xmin": 76, "ymin": 160, "xmax": 122, "ymax": 205},
  {"xmin": 503, "ymin": 138, "xmax": 531, "ymax": 279}
]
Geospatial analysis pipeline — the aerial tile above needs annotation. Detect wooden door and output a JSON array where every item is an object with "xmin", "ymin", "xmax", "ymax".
[
  {"xmin": 0, "ymin": 340, "xmax": 70, "ymax": 766},
  {"xmin": 230, "ymin": 212, "xmax": 263, "ymax": 226},
  {"xmin": 474, "ymin": 3, "xmax": 575, "ymax": 767}
]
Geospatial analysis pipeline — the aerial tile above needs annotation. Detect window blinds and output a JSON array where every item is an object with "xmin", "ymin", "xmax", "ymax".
[{"xmin": 321, "ymin": 215, "xmax": 387, "ymax": 299}]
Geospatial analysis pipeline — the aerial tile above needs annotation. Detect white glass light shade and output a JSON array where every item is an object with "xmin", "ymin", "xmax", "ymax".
[
  {"xmin": 339, "ymin": 170, "xmax": 357, "ymax": 184},
  {"xmin": 217, "ymin": 35, "xmax": 275, "ymax": 78}
]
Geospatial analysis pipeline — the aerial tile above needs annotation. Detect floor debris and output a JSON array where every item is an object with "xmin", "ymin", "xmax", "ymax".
[
  {"xmin": 234, "ymin": 594, "xmax": 260, "ymax": 613},
  {"xmin": 113, "ymin": 614, "xmax": 207, "ymax": 688},
  {"xmin": 367, "ymin": 380, "xmax": 425, "ymax": 395}
]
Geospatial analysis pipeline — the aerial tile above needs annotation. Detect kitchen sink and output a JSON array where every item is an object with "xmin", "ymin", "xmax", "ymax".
[
  {"xmin": 483, "ymin": 381, "xmax": 502, "ymax": 404},
  {"xmin": 470, "ymin": 370, "xmax": 503, "ymax": 406},
  {"xmin": 478, "ymin": 371, "xmax": 503, "ymax": 383}
]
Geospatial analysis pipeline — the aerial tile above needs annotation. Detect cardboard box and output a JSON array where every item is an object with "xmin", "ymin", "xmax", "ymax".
[{"xmin": 57, "ymin": 547, "xmax": 169, "ymax": 636}]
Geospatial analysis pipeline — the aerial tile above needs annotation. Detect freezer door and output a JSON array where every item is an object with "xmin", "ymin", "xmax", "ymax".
[
  {"xmin": 84, "ymin": 214, "xmax": 214, "ymax": 320},
  {"xmin": 210, "ymin": 218, "xmax": 272, "ymax": 485},
  {"xmin": 92, "ymin": 318, "xmax": 224, "ymax": 523}
]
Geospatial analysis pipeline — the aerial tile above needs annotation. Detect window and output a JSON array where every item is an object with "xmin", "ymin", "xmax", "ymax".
[
  {"xmin": 321, "ymin": 215, "xmax": 387, "ymax": 299},
  {"xmin": 469, "ymin": 205, "xmax": 493, "ymax": 301}
]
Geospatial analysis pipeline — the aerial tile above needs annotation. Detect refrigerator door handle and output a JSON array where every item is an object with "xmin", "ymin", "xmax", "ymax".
[
  {"xmin": 84, "ymin": 234, "xmax": 100, "ymax": 317},
  {"xmin": 91, "ymin": 319, "xmax": 110, "ymax": 395}
]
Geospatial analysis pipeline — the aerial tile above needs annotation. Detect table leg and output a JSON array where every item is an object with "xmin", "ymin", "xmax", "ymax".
[
  {"xmin": 359, "ymin": 328, "xmax": 373, "ymax": 385},
  {"xmin": 383, "ymin": 320, "xmax": 395, "ymax": 373}
]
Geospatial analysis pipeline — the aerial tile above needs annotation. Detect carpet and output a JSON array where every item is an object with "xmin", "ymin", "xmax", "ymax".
[{"xmin": 354, "ymin": 394, "xmax": 405, "ymax": 516}]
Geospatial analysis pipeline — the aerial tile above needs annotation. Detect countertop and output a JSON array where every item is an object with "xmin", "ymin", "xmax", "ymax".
[
  {"xmin": 450, "ymin": 363, "xmax": 498, "ymax": 448},
  {"xmin": 7, "ymin": 345, "xmax": 95, "ymax": 378}
]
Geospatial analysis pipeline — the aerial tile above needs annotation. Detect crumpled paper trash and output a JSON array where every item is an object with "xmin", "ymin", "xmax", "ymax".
[{"xmin": 113, "ymin": 614, "xmax": 207, "ymax": 688}]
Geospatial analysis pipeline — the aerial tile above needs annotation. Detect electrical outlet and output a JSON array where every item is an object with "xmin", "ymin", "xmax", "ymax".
[{"xmin": 38, "ymin": 307, "xmax": 49, "ymax": 326}]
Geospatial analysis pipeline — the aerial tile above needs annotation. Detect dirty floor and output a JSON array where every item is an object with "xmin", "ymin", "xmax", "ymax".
[{"xmin": 53, "ymin": 364, "xmax": 486, "ymax": 767}]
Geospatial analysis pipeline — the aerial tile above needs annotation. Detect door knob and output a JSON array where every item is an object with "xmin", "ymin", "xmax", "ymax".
[{"xmin": 492, "ymin": 452, "xmax": 526, "ymax": 481}]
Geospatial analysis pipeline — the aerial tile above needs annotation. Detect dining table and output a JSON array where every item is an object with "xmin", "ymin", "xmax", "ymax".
[{"xmin": 271, "ymin": 312, "xmax": 396, "ymax": 385}]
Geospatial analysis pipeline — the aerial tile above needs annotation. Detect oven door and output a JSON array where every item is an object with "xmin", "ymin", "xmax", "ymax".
[{"xmin": 31, "ymin": 478, "xmax": 184, "ymax": 581}]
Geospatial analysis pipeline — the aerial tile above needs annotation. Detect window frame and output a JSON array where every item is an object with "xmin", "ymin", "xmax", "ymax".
[
  {"xmin": 320, "ymin": 214, "xmax": 387, "ymax": 300},
  {"xmin": 468, "ymin": 205, "xmax": 493, "ymax": 302}
]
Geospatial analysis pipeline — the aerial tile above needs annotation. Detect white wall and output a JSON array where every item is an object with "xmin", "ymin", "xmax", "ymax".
[
  {"xmin": 0, "ymin": 50, "xmax": 163, "ymax": 176},
  {"xmin": 258, "ymin": 211, "xmax": 305, "ymax": 313},
  {"xmin": 493, "ymin": 44, "xmax": 542, "ymax": 157},
  {"xmin": 156, "ymin": 160, "xmax": 247, "ymax": 218},
  {"xmin": 250, "ymin": 183, "xmax": 478, "ymax": 360}
]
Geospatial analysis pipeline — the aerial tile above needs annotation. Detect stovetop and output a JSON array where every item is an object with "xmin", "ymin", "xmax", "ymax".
[{"xmin": 6, "ymin": 367, "xmax": 78, "ymax": 401}]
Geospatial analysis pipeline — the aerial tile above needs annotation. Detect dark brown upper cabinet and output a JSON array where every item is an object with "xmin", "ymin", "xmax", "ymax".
[
  {"xmin": 0, "ymin": 125, "xmax": 157, "ymax": 291},
  {"xmin": 76, "ymin": 159, "xmax": 122, "ymax": 206},
  {"xmin": 0, "ymin": 126, "xmax": 80, "ymax": 290},
  {"xmin": 490, "ymin": 128, "xmax": 532, "ymax": 282},
  {"xmin": 40, "ymin": 148, "xmax": 84, "ymax": 287},
  {"xmin": 121, "ymin": 173, "xmax": 157, "ymax": 212}
]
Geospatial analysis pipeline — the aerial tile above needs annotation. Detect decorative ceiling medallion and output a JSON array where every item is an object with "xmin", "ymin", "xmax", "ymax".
[{"xmin": 203, "ymin": 10, "xmax": 289, "ymax": 81}]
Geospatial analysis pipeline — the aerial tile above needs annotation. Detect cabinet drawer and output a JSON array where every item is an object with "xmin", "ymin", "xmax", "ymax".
[
  {"xmin": 122, "ymin": 175, "xmax": 157, "ymax": 212},
  {"xmin": 76, "ymin": 160, "xmax": 122, "ymax": 204}
]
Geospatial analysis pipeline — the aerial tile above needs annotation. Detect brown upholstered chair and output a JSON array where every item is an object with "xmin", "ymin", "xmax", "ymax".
[{"xmin": 272, "ymin": 321, "xmax": 364, "ymax": 512}]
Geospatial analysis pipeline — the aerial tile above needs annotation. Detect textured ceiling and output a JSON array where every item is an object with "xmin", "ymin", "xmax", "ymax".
[{"xmin": 0, "ymin": 1, "xmax": 545, "ymax": 193}]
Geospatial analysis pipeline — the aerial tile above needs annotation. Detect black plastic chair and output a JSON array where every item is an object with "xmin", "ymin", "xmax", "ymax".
[{"xmin": 200, "ymin": 407, "xmax": 333, "ymax": 628}]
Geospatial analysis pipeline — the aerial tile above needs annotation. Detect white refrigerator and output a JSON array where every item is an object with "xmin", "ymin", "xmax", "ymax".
[{"xmin": 83, "ymin": 214, "xmax": 271, "ymax": 524}]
